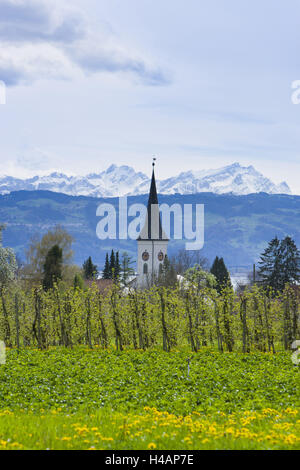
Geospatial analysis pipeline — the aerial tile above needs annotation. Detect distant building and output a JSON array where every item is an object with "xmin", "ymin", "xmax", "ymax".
[{"xmin": 137, "ymin": 162, "xmax": 169, "ymax": 287}]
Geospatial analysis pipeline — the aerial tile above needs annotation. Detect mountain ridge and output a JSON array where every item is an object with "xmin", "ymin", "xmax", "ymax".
[{"xmin": 0, "ymin": 162, "xmax": 291, "ymax": 197}]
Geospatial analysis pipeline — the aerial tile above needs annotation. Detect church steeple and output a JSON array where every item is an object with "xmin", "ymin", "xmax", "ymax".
[
  {"xmin": 136, "ymin": 159, "xmax": 169, "ymax": 287},
  {"xmin": 138, "ymin": 159, "xmax": 168, "ymax": 241},
  {"xmin": 147, "ymin": 164, "xmax": 159, "ymax": 208}
]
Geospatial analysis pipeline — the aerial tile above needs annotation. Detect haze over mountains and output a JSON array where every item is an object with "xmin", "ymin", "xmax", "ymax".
[{"xmin": 0, "ymin": 163, "xmax": 291, "ymax": 197}]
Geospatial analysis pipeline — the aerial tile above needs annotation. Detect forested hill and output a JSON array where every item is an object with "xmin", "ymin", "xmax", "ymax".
[{"xmin": 1, "ymin": 190, "xmax": 300, "ymax": 270}]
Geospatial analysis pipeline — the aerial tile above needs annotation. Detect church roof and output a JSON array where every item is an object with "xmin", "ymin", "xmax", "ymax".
[
  {"xmin": 137, "ymin": 166, "xmax": 169, "ymax": 241},
  {"xmin": 148, "ymin": 167, "xmax": 159, "ymax": 207}
]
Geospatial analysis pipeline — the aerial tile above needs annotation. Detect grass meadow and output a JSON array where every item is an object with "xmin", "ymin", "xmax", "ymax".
[{"xmin": 0, "ymin": 347, "xmax": 299, "ymax": 450}]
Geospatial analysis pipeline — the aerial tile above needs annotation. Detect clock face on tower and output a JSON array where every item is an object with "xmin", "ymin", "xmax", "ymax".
[
  {"xmin": 142, "ymin": 251, "xmax": 149, "ymax": 261},
  {"xmin": 158, "ymin": 251, "xmax": 164, "ymax": 262}
]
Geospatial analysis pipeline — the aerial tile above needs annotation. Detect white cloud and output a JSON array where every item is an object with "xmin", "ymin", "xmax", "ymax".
[
  {"xmin": 0, "ymin": 0, "xmax": 170, "ymax": 86},
  {"xmin": 0, "ymin": 42, "xmax": 77, "ymax": 85},
  {"xmin": 66, "ymin": 34, "xmax": 171, "ymax": 87},
  {"xmin": 0, "ymin": 0, "xmax": 85, "ymax": 43}
]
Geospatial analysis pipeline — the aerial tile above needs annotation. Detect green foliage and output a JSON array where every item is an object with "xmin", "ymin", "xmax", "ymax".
[
  {"xmin": 0, "ymin": 406, "xmax": 299, "ymax": 450},
  {"xmin": 210, "ymin": 256, "xmax": 231, "ymax": 293},
  {"xmin": 185, "ymin": 264, "xmax": 217, "ymax": 291},
  {"xmin": 73, "ymin": 273, "xmax": 85, "ymax": 290},
  {"xmin": 102, "ymin": 253, "xmax": 110, "ymax": 279},
  {"xmin": 0, "ymin": 281, "xmax": 299, "ymax": 450},
  {"xmin": 82, "ymin": 256, "xmax": 98, "ymax": 280},
  {"xmin": 258, "ymin": 236, "xmax": 300, "ymax": 293},
  {"xmin": 0, "ymin": 283, "xmax": 299, "ymax": 353},
  {"xmin": 120, "ymin": 252, "xmax": 135, "ymax": 287},
  {"xmin": 279, "ymin": 236, "xmax": 300, "ymax": 289},
  {"xmin": 0, "ymin": 247, "xmax": 17, "ymax": 289},
  {"xmin": 0, "ymin": 224, "xmax": 17, "ymax": 289},
  {"xmin": 258, "ymin": 236, "xmax": 282, "ymax": 293},
  {"xmin": 103, "ymin": 250, "xmax": 121, "ymax": 281},
  {"xmin": 43, "ymin": 245, "xmax": 63, "ymax": 291},
  {"xmin": 109, "ymin": 250, "xmax": 115, "ymax": 279},
  {"xmin": 158, "ymin": 255, "xmax": 177, "ymax": 287},
  {"xmin": 115, "ymin": 252, "xmax": 120, "ymax": 280},
  {"xmin": 0, "ymin": 349, "xmax": 298, "ymax": 416},
  {"xmin": 24, "ymin": 226, "xmax": 73, "ymax": 286}
]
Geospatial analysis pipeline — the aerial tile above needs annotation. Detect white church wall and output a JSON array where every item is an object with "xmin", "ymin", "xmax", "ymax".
[{"xmin": 137, "ymin": 240, "xmax": 168, "ymax": 287}]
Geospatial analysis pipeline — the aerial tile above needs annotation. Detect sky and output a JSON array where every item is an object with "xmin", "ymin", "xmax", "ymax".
[{"xmin": 1, "ymin": 0, "xmax": 300, "ymax": 193}]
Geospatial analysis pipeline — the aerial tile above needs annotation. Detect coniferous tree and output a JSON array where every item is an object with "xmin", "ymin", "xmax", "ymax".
[
  {"xmin": 109, "ymin": 250, "xmax": 115, "ymax": 279},
  {"xmin": 210, "ymin": 256, "xmax": 219, "ymax": 280},
  {"xmin": 258, "ymin": 236, "xmax": 300, "ymax": 293},
  {"xmin": 279, "ymin": 236, "xmax": 300, "ymax": 290},
  {"xmin": 102, "ymin": 253, "xmax": 110, "ymax": 279},
  {"xmin": 158, "ymin": 255, "xmax": 177, "ymax": 287},
  {"xmin": 120, "ymin": 252, "xmax": 135, "ymax": 287},
  {"xmin": 43, "ymin": 245, "xmax": 63, "ymax": 290},
  {"xmin": 210, "ymin": 256, "xmax": 231, "ymax": 293},
  {"xmin": 258, "ymin": 236, "xmax": 282, "ymax": 293},
  {"xmin": 114, "ymin": 251, "xmax": 121, "ymax": 280},
  {"xmin": 73, "ymin": 273, "xmax": 85, "ymax": 290},
  {"xmin": 102, "ymin": 250, "xmax": 119, "ymax": 280},
  {"xmin": 82, "ymin": 256, "xmax": 98, "ymax": 280}
]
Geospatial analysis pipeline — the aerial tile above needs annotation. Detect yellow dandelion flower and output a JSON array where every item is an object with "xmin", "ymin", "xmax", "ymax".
[{"xmin": 148, "ymin": 443, "xmax": 157, "ymax": 450}]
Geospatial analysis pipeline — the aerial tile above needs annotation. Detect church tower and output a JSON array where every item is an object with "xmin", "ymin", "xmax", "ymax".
[{"xmin": 137, "ymin": 160, "xmax": 169, "ymax": 287}]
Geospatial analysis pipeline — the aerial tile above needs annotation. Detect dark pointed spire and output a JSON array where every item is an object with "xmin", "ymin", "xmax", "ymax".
[
  {"xmin": 147, "ymin": 165, "xmax": 159, "ymax": 208},
  {"xmin": 137, "ymin": 159, "xmax": 168, "ymax": 240}
]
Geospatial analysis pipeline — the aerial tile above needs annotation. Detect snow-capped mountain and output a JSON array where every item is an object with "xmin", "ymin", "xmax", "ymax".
[
  {"xmin": 0, "ymin": 163, "xmax": 291, "ymax": 197},
  {"xmin": 155, "ymin": 163, "xmax": 291, "ymax": 196},
  {"xmin": 0, "ymin": 165, "xmax": 149, "ymax": 198}
]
